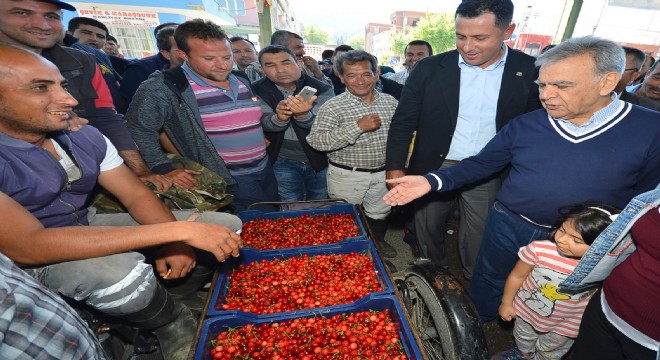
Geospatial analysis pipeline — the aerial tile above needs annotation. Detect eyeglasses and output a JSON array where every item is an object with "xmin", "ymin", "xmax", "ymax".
[{"xmin": 623, "ymin": 68, "xmax": 640, "ymax": 72}]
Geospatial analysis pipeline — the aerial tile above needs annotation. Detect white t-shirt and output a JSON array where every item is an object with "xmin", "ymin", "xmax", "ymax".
[{"xmin": 51, "ymin": 135, "xmax": 123, "ymax": 182}]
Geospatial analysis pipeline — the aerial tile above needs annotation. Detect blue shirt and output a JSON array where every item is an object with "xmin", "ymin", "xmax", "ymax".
[
  {"xmin": 554, "ymin": 93, "xmax": 619, "ymax": 134},
  {"xmin": 446, "ymin": 46, "xmax": 508, "ymax": 160}
]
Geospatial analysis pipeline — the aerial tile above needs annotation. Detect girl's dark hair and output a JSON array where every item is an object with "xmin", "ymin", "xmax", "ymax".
[{"xmin": 550, "ymin": 202, "xmax": 620, "ymax": 245}]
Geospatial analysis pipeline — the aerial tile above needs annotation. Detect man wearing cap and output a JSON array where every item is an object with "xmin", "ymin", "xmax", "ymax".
[{"xmin": 0, "ymin": 0, "xmax": 173, "ymax": 192}]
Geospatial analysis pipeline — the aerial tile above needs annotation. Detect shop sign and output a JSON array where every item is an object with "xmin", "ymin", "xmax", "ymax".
[{"xmin": 78, "ymin": 8, "xmax": 160, "ymax": 27}]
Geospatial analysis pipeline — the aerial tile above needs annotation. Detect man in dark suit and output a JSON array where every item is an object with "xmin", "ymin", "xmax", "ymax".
[
  {"xmin": 617, "ymin": 46, "xmax": 660, "ymax": 112},
  {"xmin": 386, "ymin": 0, "xmax": 541, "ymax": 283}
]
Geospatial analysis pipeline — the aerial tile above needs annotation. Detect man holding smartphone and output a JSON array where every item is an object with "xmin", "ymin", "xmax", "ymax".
[{"xmin": 253, "ymin": 45, "xmax": 335, "ymax": 202}]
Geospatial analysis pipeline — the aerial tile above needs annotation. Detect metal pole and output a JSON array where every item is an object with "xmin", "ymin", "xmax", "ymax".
[
  {"xmin": 258, "ymin": 3, "xmax": 273, "ymax": 47},
  {"xmin": 561, "ymin": 0, "xmax": 584, "ymax": 42}
]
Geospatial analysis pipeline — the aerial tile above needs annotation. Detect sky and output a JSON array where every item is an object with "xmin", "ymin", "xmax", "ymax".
[
  {"xmin": 286, "ymin": 0, "xmax": 660, "ymax": 47},
  {"xmin": 287, "ymin": 0, "xmax": 462, "ymax": 41}
]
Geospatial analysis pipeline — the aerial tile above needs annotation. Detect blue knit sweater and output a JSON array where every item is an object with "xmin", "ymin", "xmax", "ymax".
[{"xmin": 425, "ymin": 103, "xmax": 660, "ymax": 226}]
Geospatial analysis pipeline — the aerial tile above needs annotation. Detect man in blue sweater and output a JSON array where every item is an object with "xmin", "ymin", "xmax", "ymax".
[{"xmin": 383, "ymin": 36, "xmax": 660, "ymax": 322}]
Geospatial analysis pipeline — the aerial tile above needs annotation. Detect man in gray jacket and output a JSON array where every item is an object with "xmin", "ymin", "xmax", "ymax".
[{"xmin": 127, "ymin": 19, "xmax": 278, "ymax": 212}]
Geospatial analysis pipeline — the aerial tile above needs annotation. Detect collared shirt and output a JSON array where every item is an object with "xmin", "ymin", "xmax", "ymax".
[
  {"xmin": 446, "ymin": 45, "xmax": 508, "ymax": 160},
  {"xmin": 553, "ymin": 93, "xmax": 620, "ymax": 134},
  {"xmin": 307, "ymin": 90, "xmax": 398, "ymax": 168},
  {"xmin": 182, "ymin": 62, "xmax": 268, "ymax": 175},
  {"xmin": 243, "ymin": 61, "xmax": 334, "ymax": 87},
  {"xmin": 388, "ymin": 68, "xmax": 410, "ymax": 85},
  {"xmin": 0, "ymin": 252, "xmax": 107, "ymax": 359}
]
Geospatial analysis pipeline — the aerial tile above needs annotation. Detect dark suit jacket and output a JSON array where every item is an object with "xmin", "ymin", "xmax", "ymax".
[
  {"xmin": 386, "ymin": 48, "xmax": 542, "ymax": 175},
  {"xmin": 620, "ymin": 89, "xmax": 660, "ymax": 112}
]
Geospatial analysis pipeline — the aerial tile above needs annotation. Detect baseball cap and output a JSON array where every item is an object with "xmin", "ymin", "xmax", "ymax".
[{"xmin": 44, "ymin": 0, "xmax": 77, "ymax": 11}]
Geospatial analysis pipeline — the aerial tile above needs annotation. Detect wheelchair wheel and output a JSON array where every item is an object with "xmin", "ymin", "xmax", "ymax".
[
  {"xmin": 401, "ymin": 274, "xmax": 456, "ymax": 359},
  {"xmin": 394, "ymin": 262, "xmax": 489, "ymax": 360}
]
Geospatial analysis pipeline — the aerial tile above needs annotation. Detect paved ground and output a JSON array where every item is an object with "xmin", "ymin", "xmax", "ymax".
[{"xmin": 382, "ymin": 210, "xmax": 515, "ymax": 358}]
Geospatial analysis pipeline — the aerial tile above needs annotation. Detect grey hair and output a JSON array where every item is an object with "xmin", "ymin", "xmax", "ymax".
[
  {"xmin": 334, "ymin": 50, "xmax": 378, "ymax": 76},
  {"xmin": 535, "ymin": 36, "xmax": 625, "ymax": 78}
]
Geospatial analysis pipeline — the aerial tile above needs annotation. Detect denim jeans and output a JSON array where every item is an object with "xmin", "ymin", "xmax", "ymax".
[
  {"xmin": 228, "ymin": 162, "xmax": 279, "ymax": 212},
  {"xmin": 273, "ymin": 158, "xmax": 328, "ymax": 201},
  {"xmin": 560, "ymin": 183, "xmax": 660, "ymax": 292},
  {"xmin": 468, "ymin": 201, "xmax": 549, "ymax": 322}
]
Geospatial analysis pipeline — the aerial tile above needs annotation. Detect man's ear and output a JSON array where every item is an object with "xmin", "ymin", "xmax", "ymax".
[
  {"xmin": 600, "ymin": 71, "xmax": 620, "ymax": 96},
  {"xmin": 160, "ymin": 49, "xmax": 171, "ymax": 61},
  {"xmin": 175, "ymin": 49, "xmax": 188, "ymax": 62},
  {"xmin": 503, "ymin": 23, "xmax": 516, "ymax": 41},
  {"xmin": 628, "ymin": 71, "xmax": 641, "ymax": 85},
  {"xmin": 65, "ymin": 30, "xmax": 73, "ymax": 35}
]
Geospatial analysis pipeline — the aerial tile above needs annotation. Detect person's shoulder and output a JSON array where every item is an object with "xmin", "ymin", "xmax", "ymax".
[
  {"xmin": 141, "ymin": 69, "xmax": 167, "ymax": 85},
  {"xmin": 67, "ymin": 125, "xmax": 107, "ymax": 148},
  {"xmin": 251, "ymin": 74, "xmax": 270, "ymax": 89},
  {"xmin": 412, "ymin": 50, "xmax": 459, "ymax": 74},
  {"xmin": 429, "ymin": 49, "xmax": 459, "ymax": 61},
  {"xmin": 73, "ymin": 124, "xmax": 105, "ymax": 138},
  {"xmin": 628, "ymin": 102, "xmax": 660, "ymax": 122},
  {"xmin": 111, "ymin": 55, "xmax": 132, "ymax": 66},
  {"xmin": 505, "ymin": 109, "xmax": 550, "ymax": 130},
  {"xmin": 42, "ymin": 44, "xmax": 96, "ymax": 66},
  {"xmin": 377, "ymin": 91, "xmax": 399, "ymax": 104},
  {"xmin": 320, "ymin": 92, "xmax": 348, "ymax": 107},
  {"xmin": 302, "ymin": 74, "xmax": 332, "ymax": 93},
  {"xmin": 623, "ymin": 92, "xmax": 660, "ymax": 113},
  {"xmin": 126, "ymin": 54, "xmax": 160, "ymax": 68},
  {"xmin": 506, "ymin": 47, "xmax": 537, "ymax": 66}
]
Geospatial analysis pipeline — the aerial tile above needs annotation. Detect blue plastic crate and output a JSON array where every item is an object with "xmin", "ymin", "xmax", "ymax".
[
  {"xmin": 195, "ymin": 294, "xmax": 424, "ymax": 360},
  {"xmin": 207, "ymin": 239, "xmax": 394, "ymax": 318},
  {"xmin": 238, "ymin": 203, "xmax": 368, "ymax": 252}
]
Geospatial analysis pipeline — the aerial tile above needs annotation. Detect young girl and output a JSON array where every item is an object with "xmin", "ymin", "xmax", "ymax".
[{"xmin": 496, "ymin": 203, "xmax": 620, "ymax": 360}]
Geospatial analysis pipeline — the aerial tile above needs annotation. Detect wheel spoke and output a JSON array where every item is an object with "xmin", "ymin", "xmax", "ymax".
[{"xmin": 399, "ymin": 274, "xmax": 461, "ymax": 360}]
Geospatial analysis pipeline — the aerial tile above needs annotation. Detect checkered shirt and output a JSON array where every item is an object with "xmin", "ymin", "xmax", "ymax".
[{"xmin": 307, "ymin": 90, "xmax": 398, "ymax": 168}]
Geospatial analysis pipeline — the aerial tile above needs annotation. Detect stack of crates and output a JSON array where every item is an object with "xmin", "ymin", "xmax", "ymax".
[{"xmin": 194, "ymin": 203, "xmax": 424, "ymax": 359}]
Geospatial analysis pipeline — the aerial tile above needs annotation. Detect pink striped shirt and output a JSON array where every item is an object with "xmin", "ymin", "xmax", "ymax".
[
  {"xmin": 184, "ymin": 65, "xmax": 267, "ymax": 175},
  {"xmin": 513, "ymin": 240, "xmax": 595, "ymax": 338}
]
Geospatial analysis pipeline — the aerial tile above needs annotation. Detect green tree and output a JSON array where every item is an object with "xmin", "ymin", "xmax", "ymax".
[
  {"xmin": 391, "ymin": 13, "xmax": 455, "ymax": 56},
  {"xmin": 412, "ymin": 13, "xmax": 455, "ymax": 54},
  {"xmin": 304, "ymin": 25, "xmax": 330, "ymax": 45},
  {"xmin": 346, "ymin": 35, "xmax": 365, "ymax": 50},
  {"xmin": 392, "ymin": 32, "xmax": 413, "ymax": 57}
]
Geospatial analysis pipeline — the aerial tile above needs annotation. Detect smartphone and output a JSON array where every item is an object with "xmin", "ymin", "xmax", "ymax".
[{"xmin": 298, "ymin": 86, "xmax": 317, "ymax": 101}]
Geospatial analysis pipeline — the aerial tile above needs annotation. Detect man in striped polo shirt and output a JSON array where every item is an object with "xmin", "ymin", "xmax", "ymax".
[{"xmin": 127, "ymin": 19, "xmax": 279, "ymax": 213}]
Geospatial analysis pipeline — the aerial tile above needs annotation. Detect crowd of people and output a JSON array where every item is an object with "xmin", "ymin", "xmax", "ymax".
[{"xmin": 0, "ymin": 0, "xmax": 658, "ymax": 359}]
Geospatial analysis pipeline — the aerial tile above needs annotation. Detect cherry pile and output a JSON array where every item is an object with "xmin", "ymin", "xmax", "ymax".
[
  {"xmin": 209, "ymin": 310, "xmax": 407, "ymax": 359},
  {"xmin": 241, "ymin": 214, "xmax": 360, "ymax": 250},
  {"xmin": 220, "ymin": 253, "xmax": 382, "ymax": 314}
]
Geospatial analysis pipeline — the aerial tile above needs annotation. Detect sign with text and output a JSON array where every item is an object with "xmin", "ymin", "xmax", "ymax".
[{"xmin": 78, "ymin": 9, "xmax": 160, "ymax": 27}]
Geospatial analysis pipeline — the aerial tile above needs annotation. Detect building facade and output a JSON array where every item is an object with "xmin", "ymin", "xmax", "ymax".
[{"xmin": 65, "ymin": 0, "xmax": 296, "ymax": 57}]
